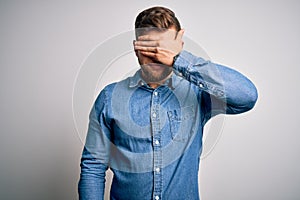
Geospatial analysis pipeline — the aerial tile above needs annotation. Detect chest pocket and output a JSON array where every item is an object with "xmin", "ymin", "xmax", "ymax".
[{"xmin": 167, "ymin": 106, "xmax": 195, "ymax": 142}]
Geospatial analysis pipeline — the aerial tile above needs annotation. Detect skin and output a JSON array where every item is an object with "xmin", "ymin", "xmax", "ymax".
[{"xmin": 134, "ymin": 27, "xmax": 185, "ymax": 88}]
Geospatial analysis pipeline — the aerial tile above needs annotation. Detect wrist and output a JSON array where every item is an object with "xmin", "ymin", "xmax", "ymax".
[{"xmin": 172, "ymin": 53, "xmax": 180, "ymax": 66}]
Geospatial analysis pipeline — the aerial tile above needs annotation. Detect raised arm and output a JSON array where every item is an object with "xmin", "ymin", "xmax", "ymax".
[{"xmin": 173, "ymin": 50, "xmax": 258, "ymax": 115}]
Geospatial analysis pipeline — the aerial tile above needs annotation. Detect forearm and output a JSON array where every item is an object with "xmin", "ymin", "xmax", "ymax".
[
  {"xmin": 78, "ymin": 149, "xmax": 108, "ymax": 200},
  {"xmin": 173, "ymin": 50, "xmax": 258, "ymax": 114}
]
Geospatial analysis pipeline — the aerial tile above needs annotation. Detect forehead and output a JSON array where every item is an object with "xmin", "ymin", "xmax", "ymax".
[{"xmin": 135, "ymin": 27, "xmax": 177, "ymax": 38}]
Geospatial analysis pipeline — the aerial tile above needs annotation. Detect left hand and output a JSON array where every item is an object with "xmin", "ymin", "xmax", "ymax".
[{"xmin": 134, "ymin": 29, "xmax": 184, "ymax": 66}]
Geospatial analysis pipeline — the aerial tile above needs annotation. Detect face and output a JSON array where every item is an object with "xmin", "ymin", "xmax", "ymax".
[{"xmin": 135, "ymin": 28, "xmax": 177, "ymax": 84}]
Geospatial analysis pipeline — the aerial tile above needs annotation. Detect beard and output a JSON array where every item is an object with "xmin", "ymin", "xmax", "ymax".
[{"xmin": 140, "ymin": 63, "xmax": 173, "ymax": 84}]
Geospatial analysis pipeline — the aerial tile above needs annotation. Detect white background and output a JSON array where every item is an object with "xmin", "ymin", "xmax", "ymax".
[{"xmin": 0, "ymin": 0, "xmax": 299, "ymax": 199}]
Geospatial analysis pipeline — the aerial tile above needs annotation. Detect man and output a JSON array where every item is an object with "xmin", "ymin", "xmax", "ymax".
[{"xmin": 78, "ymin": 6, "xmax": 258, "ymax": 200}]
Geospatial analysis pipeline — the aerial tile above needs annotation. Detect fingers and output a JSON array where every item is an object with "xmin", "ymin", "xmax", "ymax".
[
  {"xmin": 134, "ymin": 40, "xmax": 158, "ymax": 47},
  {"xmin": 139, "ymin": 51, "xmax": 156, "ymax": 58},
  {"xmin": 134, "ymin": 45, "xmax": 158, "ymax": 52}
]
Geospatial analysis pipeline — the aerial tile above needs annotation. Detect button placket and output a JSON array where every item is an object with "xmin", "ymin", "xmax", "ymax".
[{"xmin": 151, "ymin": 89, "xmax": 163, "ymax": 200}]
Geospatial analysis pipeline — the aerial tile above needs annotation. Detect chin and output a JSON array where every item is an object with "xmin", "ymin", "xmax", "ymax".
[{"xmin": 141, "ymin": 65, "xmax": 172, "ymax": 83}]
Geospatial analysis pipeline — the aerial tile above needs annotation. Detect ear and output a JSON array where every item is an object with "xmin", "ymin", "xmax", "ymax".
[{"xmin": 134, "ymin": 49, "xmax": 139, "ymax": 57}]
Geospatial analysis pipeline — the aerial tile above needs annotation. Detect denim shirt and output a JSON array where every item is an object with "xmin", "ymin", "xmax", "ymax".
[{"xmin": 78, "ymin": 50, "xmax": 258, "ymax": 200}]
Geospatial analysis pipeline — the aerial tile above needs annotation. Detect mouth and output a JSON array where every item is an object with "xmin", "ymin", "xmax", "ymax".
[{"xmin": 146, "ymin": 62, "xmax": 166, "ymax": 70}]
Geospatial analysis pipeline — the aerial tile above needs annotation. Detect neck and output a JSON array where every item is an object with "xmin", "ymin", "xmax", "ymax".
[
  {"xmin": 144, "ymin": 72, "xmax": 173, "ymax": 89},
  {"xmin": 148, "ymin": 83, "xmax": 160, "ymax": 89}
]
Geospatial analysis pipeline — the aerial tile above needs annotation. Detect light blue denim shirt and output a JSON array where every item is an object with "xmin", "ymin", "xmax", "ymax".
[{"xmin": 78, "ymin": 50, "xmax": 258, "ymax": 200}]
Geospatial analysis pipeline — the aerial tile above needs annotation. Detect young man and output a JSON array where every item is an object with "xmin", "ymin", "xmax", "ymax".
[{"xmin": 78, "ymin": 6, "xmax": 258, "ymax": 200}]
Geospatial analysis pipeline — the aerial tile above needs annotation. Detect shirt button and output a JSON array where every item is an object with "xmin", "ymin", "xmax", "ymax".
[
  {"xmin": 155, "ymin": 140, "xmax": 160, "ymax": 145},
  {"xmin": 155, "ymin": 167, "xmax": 160, "ymax": 173},
  {"xmin": 155, "ymin": 196, "xmax": 160, "ymax": 200},
  {"xmin": 152, "ymin": 112, "xmax": 157, "ymax": 118},
  {"xmin": 199, "ymin": 83, "xmax": 204, "ymax": 88},
  {"xmin": 154, "ymin": 91, "xmax": 158, "ymax": 96}
]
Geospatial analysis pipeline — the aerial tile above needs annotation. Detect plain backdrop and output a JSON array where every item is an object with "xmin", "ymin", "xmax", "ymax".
[{"xmin": 0, "ymin": 0, "xmax": 299, "ymax": 199}]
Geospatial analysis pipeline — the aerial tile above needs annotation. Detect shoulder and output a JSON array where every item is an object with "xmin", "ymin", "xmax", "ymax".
[{"xmin": 94, "ymin": 75, "xmax": 132, "ymax": 105}]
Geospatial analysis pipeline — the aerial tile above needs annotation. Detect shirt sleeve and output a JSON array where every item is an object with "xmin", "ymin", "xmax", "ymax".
[
  {"xmin": 78, "ymin": 88, "xmax": 112, "ymax": 200},
  {"xmin": 173, "ymin": 50, "xmax": 258, "ymax": 118}
]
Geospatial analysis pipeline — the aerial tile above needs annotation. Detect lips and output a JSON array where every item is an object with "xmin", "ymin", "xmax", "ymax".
[{"xmin": 147, "ymin": 63, "xmax": 167, "ymax": 70}]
